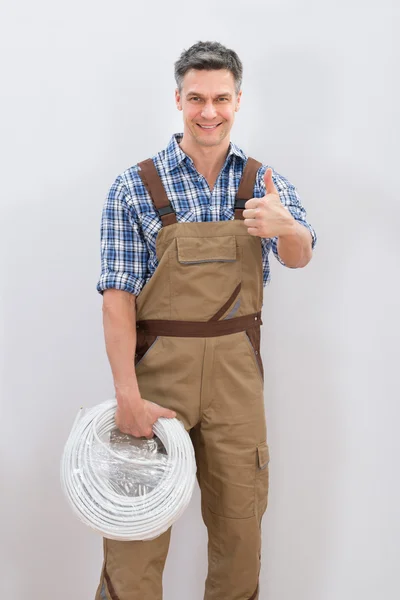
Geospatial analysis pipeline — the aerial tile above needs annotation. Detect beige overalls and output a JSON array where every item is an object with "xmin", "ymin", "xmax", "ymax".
[{"xmin": 96, "ymin": 157, "xmax": 270, "ymax": 600}]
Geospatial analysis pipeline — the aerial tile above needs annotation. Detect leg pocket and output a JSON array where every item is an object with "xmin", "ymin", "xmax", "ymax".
[
  {"xmin": 135, "ymin": 333, "xmax": 161, "ymax": 367},
  {"xmin": 255, "ymin": 442, "xmax": 270, "ymax": 520},
  {"xmin": 245, "ymin": 330, "xmax": 264, "ymax": 382}
]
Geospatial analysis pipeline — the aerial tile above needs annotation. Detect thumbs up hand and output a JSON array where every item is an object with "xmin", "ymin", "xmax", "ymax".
[{"xmin": 242, "ymin": 168, "xmax": 295, "ymax": 238}]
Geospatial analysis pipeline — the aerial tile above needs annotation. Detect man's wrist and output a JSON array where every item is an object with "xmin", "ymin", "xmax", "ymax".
[
  {"xmin": 115, "ymin": 382, "xmax": 143, "ymax": 405},
  {"xmin": 277, "ymin": 220, "xmax": 312, "ymax": 267}
]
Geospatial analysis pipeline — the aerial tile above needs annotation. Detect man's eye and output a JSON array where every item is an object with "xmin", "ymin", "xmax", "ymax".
[
  {"xmin": 190, "ymin": 97, "xmax": 201, "ymax": 102},
  {"xmin": 218, "ymin": 98, "xmax": 229, "ymax": 102}
]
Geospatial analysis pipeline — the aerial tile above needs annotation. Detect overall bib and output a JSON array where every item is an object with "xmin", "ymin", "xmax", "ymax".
[{"xmin": 96, "ymin": 158, "xmax": 270, "ymax": 600}]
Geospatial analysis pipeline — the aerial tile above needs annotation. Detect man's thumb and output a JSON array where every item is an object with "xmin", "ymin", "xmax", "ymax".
[
  {"xmin": 160, "ymin": 407, "xmax": 177, "ymax": 419},
  {"xmin": 264, "ymin": 168, "xmax": 278, "ymax": 195}
]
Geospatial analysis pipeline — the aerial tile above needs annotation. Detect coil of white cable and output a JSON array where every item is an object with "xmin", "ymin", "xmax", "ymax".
[{"xmin": 60, "ymin": 399, "xmax": 197, "ymax": 541}]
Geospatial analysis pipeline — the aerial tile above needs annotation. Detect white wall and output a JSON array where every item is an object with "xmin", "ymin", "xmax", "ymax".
[{"xmin": 1, "ymin": 1, "xmax": 399, "ymax": 598}]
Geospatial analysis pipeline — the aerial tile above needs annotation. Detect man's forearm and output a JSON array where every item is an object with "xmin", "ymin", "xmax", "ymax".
[
  {"xmin": 277, "ymin": 221, "xmax": 313, "ymax": 268},
  {"xmin": 102, "ymin": 289, "xmax": 142, "ymax": 404}
]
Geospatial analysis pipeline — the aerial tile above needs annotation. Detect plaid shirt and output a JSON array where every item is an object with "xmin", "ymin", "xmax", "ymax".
[{"xmin": 97, "ymin": 134, "xmax": 317, "ymax": 296}]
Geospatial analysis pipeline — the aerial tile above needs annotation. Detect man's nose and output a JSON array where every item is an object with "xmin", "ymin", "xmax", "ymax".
[{"xmin": 201, "ymin": 102, "xmax": 217, "ymax": 120}]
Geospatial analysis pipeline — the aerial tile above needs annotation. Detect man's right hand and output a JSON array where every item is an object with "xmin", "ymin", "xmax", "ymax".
[{"xmin": 115, "ymin": 398, "xmax": 177, "ymax": 439}]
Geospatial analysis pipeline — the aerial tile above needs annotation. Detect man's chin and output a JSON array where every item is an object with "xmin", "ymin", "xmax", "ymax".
[
  {"xmin": 193, "ymin": 132, "xmax": 227, "ymax": 147},
  {"xmin": 196, "ymin": 138, "xmax": 223, "ymax": 147}
]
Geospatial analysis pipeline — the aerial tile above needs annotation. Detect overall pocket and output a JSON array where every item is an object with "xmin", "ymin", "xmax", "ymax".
[
  {"xmin": 169, "ymin": 235, "xmax": 241, "ymax": 320},
  {"xmin": 135, "ymin": 332, "xmax": 161, "ymax": 367},
  {"xmin": 245, "ymin": 330, "xmax": 264, "ymax": 382},
  {"xmin": 255, "ymin": 441, "xmax": 270, "ymax": 519}
]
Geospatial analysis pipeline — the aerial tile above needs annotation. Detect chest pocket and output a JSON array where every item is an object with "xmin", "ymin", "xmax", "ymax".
[
  {"xmin": 177, "ymin": 235, "xmax": 236, "ymax": 264},
  {"xmin": 169, "ymin": 235, "xmax": 241, "ymax": 320}
]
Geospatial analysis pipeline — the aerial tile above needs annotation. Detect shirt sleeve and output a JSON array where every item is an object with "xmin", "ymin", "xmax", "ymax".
[
  {"xmin": 96, "ymin": 175, "xmax": 149, "ymax": 296},
  {"xmin": 255, "ymin": 165, "xmax": 317, "ymax": 266}
]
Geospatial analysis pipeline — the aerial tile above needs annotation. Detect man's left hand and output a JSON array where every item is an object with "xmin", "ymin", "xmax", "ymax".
[{"xmin": 243, "ymin": 168, "xmax": 295, "ymax": 238}]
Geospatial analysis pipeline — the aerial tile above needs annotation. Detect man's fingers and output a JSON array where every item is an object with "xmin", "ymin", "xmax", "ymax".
[
  {"xmin": 264, "ymin": 168, "xmax": 279, "ymax": 195},
  {"xmin": 244, "ymin": 198, "xmax": 259, "ymax": 210},
  {"xmin": 242, "ymin": 207, "xmax": 259, "ymax": 219},
  {"xmin": 159, "ymin": 407, "xmax": 177, "ymax": 419},
  {"xmin": 244, "ymin": 218, "xmax": 259, "ymax": 228},
  {"xmin": 246, "ymin": 227, "xmax": 259, "ymax": 237}
]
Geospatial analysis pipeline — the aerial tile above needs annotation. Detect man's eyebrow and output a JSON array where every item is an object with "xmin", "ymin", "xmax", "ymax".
[{"xmin": 186, "ymin": 92, "xmax": 233, "ymax": 98}]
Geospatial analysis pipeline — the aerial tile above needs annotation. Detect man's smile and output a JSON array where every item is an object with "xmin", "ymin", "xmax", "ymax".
[{"xmin": 196, "ymin": 123, "xmax": 222, "ymax": 130}]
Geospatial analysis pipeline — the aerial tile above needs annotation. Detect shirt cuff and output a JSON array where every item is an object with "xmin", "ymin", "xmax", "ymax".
[{"xmin": 96, "ymin": 271, "xmax": 145, "ymax": 296}]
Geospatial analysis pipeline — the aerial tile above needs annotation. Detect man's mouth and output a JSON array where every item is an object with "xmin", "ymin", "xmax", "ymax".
[{"xmin": 196, "ymin": 123, "xmax": 222, "ymax": 130}]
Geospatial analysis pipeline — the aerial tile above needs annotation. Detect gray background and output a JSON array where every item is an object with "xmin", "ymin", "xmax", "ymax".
[{"xmin": 1, "ymin": 1, "xmax": 399, "ymax": 598}]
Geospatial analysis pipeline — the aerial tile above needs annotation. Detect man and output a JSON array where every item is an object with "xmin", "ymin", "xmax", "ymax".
[{"xmin": 96, "ymin": 41, "xmax": 316, "ymax": 600}]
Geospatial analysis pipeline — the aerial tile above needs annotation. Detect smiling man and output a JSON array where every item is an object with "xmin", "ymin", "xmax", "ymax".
[{"xmin": 96, "ymin": 41, "xmax": 316, "ymax": 600}]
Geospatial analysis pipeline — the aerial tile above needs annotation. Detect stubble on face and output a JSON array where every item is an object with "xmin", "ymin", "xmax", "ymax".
[
  {"xmin": 176, "ymin": 69, "xmax": 241, "ymax": 151},
  {"xmin": 188, "ymin": 121, "xmax": 229, "ymax": 147}
]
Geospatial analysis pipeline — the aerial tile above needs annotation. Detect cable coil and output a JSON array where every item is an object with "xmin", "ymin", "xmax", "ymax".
[{"xmin": 60, "ymin": 399, "xmax": 197, "ymax": 541}]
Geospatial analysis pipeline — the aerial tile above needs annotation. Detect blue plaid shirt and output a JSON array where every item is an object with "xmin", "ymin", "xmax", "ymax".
[{"xmin": 97, "ymin": 134, "xmax": 316, "ymax": 296}]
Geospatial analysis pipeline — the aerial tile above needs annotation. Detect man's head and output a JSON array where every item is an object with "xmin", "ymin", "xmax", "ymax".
[{"xmin": 174, "ymin": 41, "xmax": 243, "ymax": 148}]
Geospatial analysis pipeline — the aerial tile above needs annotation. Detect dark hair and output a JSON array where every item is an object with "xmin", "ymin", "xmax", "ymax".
[{"xmin": 174, "ymin": 41, "xmax": 243, "ymax": 94}]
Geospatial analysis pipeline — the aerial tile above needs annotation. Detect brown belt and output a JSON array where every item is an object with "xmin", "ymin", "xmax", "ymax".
[{"xmin": 136, "ymin": 312, "xmax": 262, "ymax": 338}]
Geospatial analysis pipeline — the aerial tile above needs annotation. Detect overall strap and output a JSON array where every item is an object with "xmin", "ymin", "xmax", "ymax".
[
  {"xmin": 138, "ymin": 159, "xmax": 177, "ymax": 227},
  {"xmin": 234, "ymin": 157, "xmax": 263, "ymax": 220}
]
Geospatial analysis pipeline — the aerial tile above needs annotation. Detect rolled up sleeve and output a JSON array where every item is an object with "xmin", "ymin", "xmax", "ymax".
[
  {"xmin": 256, "ymin": 166, "xmax": 317, "ymax": 266},
  {"xmin": 96, "ymin": 176, "xmax": 149, "ymax": 296}
]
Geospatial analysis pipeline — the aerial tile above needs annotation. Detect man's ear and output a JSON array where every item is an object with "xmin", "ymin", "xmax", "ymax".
[
  {"xmin": 175, "ymin": 88, "xmax": 182, "ymax": 111},
  {"xmin": 235, "ymin": 90, "xmax": 242, "ymax": 112}
]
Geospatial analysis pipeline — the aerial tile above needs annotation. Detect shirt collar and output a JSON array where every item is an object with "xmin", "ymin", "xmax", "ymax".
[{"xmin": 163, "ymin": 133, "xmax": 247, "ymax": 173}]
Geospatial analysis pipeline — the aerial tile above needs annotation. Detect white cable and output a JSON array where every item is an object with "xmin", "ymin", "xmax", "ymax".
[{"xmin": 60, "ymin": 399, "xmax": 197, "ymax": 541}]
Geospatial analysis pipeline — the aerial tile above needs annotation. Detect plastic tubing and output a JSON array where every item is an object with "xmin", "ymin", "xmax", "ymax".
[{"xmin": 60, "ymin": 399, "xmax": 197, "ymax": 541}]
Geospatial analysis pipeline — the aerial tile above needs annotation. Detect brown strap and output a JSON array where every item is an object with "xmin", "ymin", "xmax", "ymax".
[
  {"xmin": 138, "ymin": 156, "xmax": 262, "ymax": 225},
  {"xmin": 138, "ymin": 159, "xmax": 177, "ymax": 226},
  {"xmin": 136, "ymin": 312, "xmax": 262, "ymax": 338},
  {"xmin": 234, "ymin": 157, "xmax": 263, "ymax": 220}
]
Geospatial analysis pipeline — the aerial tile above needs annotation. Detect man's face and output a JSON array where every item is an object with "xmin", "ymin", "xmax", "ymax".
[{"xmin": 175, "ymin": 69, "xmax": 241, "ymax": 148}]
